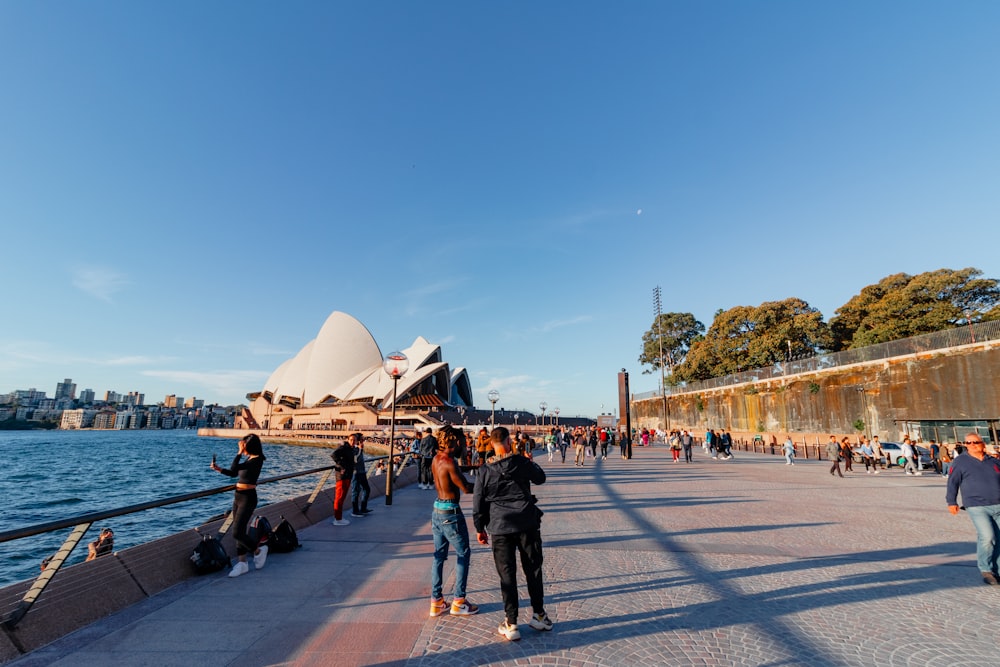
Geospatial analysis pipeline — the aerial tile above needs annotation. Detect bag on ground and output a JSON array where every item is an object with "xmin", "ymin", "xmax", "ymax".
[
  {"xmin": 248, "ymin": 515, "xmax": 272, "ymax": 547},
  {"xmin": 269, "ymin": 516, "xmax": 301, "ymax": 553},
  {"xmin": 190, "ymin": 534, "xmax": 229, "ymax": 574}
]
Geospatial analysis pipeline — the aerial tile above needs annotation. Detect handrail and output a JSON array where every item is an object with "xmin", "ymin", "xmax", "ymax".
[
  {"xmin": 1, "ymin": 454, "xmax": 395, "ymax": 631},
  {"xmin": 0, "ymin": 463, "xmax": 339, "ymax": 545}
]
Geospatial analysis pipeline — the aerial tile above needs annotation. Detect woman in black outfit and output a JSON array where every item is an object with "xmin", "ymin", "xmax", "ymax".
[{"xmin": 210, "ymin": 433, "xmax": 267, "ymax": 578}]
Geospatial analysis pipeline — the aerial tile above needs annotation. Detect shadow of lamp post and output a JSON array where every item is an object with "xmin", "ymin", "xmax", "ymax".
[{"xmin": 383, "ymin": 351, "xmax": 409, "ymax": 506}]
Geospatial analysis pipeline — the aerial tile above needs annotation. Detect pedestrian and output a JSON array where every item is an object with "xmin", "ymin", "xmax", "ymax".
[
  {"xmin": 840, "ymin": 437, "xmax": 854, "ymax": 473},
  {"xmin": 826, "ymin": 435, "xmax": 844, "ymax": 478},
  {"xmin": 782, "ymin": 436, "xmax": 796, "ymax": 465},
  {"xmin": 721, "ymin": 430, "xmax": 733, "ymax": 460},
  {"xmin": 941, "ymin": 442, "xmax": 954, "ymax": 478},
  {"xmin": 946, "ymin": 433, "xmax": 1000, "ymax": 585},
  {"xmin": 476, "ymin": 427, "xmax": 492, "ymax": 466},
  {"xmin": 872, "ymin": 435, "xmax": 885, "ymax": 469},
  {"xmin": 330, "ymin": 438, "xmax": 355, "ymax": 525},
  {"xmin": 419, "ymin": 428, "xmax": 437, "ymax": 489},
  {"xmin": 670, "ymin": 431, "xmax": 681, "ymax": 462},
  {"xmin": 545, "ymin": 427, "xmax": 557, "ymax": 462},
  {"xmin": 429, "ymin": 425, "xmax": 479, "ymax": 617},
  {"xmin": 350, "ymin": 432, "xmax": 373, "ymax": 518},
  {"xmin": 901, "ymin": 436, "xmax": 922, "ymax": 476},
  {"xmin": 210, "ymin": 433, "xmax": 268, "ymax": 576},
  {"xmin": 573, "ymin": 427, "xmax": 587, "ymax": 467},
  {"xmin": 558, "ymin": 427, "xmax": 569, "ymax": 463},
  {"xmin": 589, "ymin": 427, "xmax": 598, "ymax": 458},
  {"xmin": 681, "ymin": 430, "xmax": 694, "ymax": 463},
  {"xmin": 473, "ymin": 426, "xmax": 552, "ymax": 641},
  {"xmin": 859, "ymin": 438, "xmax": 878, "ymax": 474},
  {"xmin": 599, "ymin": 428, "xmax": 609, "ymax": 460}
]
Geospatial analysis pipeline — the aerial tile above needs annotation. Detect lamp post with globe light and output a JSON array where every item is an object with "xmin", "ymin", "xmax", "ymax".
[
  {"xmin": 539, "ymin": 402, "xmax": 547, "ymax": 430},
  {"xmin": 488, "ymin": 389, "xmax": 500, "ymax": 430},
  {"xmin": 383, "ymin": 352, "xmax": 409, "ymax": 506},
  {"xmin": 553, "ymin": 407, "xmax": 560, "ymax": 427}
]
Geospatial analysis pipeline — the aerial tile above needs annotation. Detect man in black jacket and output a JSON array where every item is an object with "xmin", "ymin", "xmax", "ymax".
[
  {"xmin": 473, "ymin": 426, "xmax": 552, "ymax": 641},
  {"xmin": 418, "ymin": 428, "xmax": 437, "ymax": 490},
  {"xmin": 331, "ymin": 440, "xmax": 355, "ymax": 526}
]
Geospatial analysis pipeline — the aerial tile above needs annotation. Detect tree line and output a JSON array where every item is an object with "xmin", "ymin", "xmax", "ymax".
[{"xmin": 640, "ymin": 268, "xmax": 1000, "ymax": 383}]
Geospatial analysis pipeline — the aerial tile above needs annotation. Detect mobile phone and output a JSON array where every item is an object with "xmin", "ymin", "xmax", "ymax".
[{"xmin": 212, "ymin": 453, "xmax": 216, "ymax": 464}]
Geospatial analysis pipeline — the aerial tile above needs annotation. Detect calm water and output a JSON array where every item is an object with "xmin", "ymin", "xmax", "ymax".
[{"xmin": 0, "ymin": 430, "xmax": 338, "ymax": 587}]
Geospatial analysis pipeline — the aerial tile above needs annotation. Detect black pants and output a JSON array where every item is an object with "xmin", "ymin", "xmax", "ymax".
[
  {"xmin": 830, "ymin": 459, "xmax": 843, "ymax": 477},
  {"xmin": 491, "ymin": 530, "xmax": 545, "ymax": 624},
  {"xmin": 683, "ymin": 445, "xmax": 693, "ymax": 462},
  {"xmin": 419, "ymin": 457, "xmax": 433, "ymax": 486},
  {"xmin": 232, "ymin": 488, "xmax": 258, "ymax": 556}
]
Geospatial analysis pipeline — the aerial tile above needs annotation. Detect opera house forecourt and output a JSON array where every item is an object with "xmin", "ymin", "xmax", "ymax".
[{"xmin": 230, "ymin": 310, "xmax": 474, "ymax": 438}]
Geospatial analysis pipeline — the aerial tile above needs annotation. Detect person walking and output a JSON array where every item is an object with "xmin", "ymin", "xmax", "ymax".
[
  {"xmin": 330, "ymin": 439, "xmax": 355, "ymax": 525},
  {"xmin": 826, "ymin": 435, "xmax": 844, "ymax": 478},
  {"xmin": 473, "ymin": 426, "xmax": 552, "ymax": 641},
  {"xmin": 599, "ymin": 428, "xmax": 609, "ymax": 460},
  {"xmin": 429, "ymin": 425, "xmax": 479, "ymax": 617},
  {"xmin": 573, "ymin": 427, "xmax": 587, "ymax": 467},
  {"xmin": 782, "ymin": 436, "xmax": 796, "ymax": 465},
  {"xmin": 681, "ymin": 430, "xmax": 694, "ymax": 463},
  {"xmin": 350, "ymin": 432, "xmax": 373, "ymax": 518},
  {"xmin": 544, "ymin": 427, "xmax": 557, "ymax": 462},
  {"xmin": 840, "ymin": 437, "xmax": 854, "ymax": 473},
  {"xmin": 210, "ymin": 433, "xmax": 268, "ymax": 577},
  {"xmin": 558, "ymin": 427, "xmax": 569, "ymax": 463},
  {"xmin": 901, "ymin": 437, "xmax": 922, "ymax": 476},
  {"xmin": 872, "ymin": 436, "xmax": 885, "ymax": 470},
  {"xmin": 670, "ymin": 431, "xmax": 682, "ymax": 463},
  {"xmin": 946, "ymin": 433, "xmax": 1000, "ymax": 585},
  {"xmin": 859, "ymin": 438, "xmax": 878, "ymax": 474}
]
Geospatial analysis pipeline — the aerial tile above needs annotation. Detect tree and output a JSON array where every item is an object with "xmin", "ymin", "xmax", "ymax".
[
  {"xmin": 829, "ymin": 268, "xmax": 1000, "ymax": 349},
  {"xmin": 639, "ymin": 312, "xmax": 705, "ymax": 380},
  {"xmin": 675, "ymin": 298, "xmax": 828, "ymax": 381}
]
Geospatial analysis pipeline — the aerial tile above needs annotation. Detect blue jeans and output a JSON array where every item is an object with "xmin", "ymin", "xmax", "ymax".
[
  {"xmin": 351, "ymin": 474, "xmax": 370, "ymax": 513},
  {"xmin": 431, "ymin": 509, "xmax": 471, "ymax": 600},
  {"xmin": 966, "ymin": 504, "xmax": 1000, "ymax": 574}
]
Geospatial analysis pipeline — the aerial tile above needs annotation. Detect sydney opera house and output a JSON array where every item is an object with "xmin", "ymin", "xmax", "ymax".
[{"xmin": 235, "ymin": 311, "xmax": 473, "ymax": 434}]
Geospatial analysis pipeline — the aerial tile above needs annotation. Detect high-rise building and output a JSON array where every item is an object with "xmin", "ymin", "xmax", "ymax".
[
  {"xmin": 79, "ymin": 389, "xmax": 95, "ymax": 404},
  {"xmin": 55, "ymin": 378, "xmax": 76, "ymax": 401},
  {"xmin": 104, "ymin": 390, "xmax": 122, "ymax": 403},
  {"xmin": 184, "ymin": 397, "xmax": 205, "ymax": 409}
]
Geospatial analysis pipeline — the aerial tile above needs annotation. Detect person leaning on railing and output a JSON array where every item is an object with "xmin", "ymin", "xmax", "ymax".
[{"xmin": 85, "ymin": 528, "xmax": 114, "ymax": 561}]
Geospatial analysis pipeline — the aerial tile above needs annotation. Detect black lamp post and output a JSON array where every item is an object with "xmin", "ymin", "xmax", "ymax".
[
  {"xmin": 383, "ymin": 351, "xmax": 408, "ymax": 506},
  {"xmin": 539, "ymin": 401, "xmax": 547, "ymax": 430}
]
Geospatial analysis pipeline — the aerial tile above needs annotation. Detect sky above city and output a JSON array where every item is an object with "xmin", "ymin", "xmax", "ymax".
[{"xmin": 2, "ymin": 2, "xmax": 999, "ymax": 417}]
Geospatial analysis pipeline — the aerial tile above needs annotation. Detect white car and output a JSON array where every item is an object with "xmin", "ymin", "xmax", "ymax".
[{"xmin": 854, "ymin": 442, "xmax": 933, "ymax": 468}]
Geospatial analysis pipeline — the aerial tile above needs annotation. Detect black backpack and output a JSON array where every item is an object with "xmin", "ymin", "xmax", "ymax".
[
  {"xmin": 269, "ymin": 516, "xmax": 301, "ymax": 553},
  {"xmin": 248, "ymin": 515, "xmax": 273, "ymax": 547},
  {"xmin": 190, "ymin": 534, "xmax": 229, "ymax": 574}
]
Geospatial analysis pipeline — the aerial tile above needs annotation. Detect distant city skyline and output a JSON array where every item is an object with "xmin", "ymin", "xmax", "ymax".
[{"xmin": 2, "ymin": 3, "xmax": 998, "ymax": 416}]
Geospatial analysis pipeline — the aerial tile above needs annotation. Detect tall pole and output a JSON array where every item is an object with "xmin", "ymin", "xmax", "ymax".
[
  {"xmin": 654, "ymin": 286, "xmax": 669, "ymax": 432},
  {"xmin": 385, "ymin": 375, "xmax": 399, "ymax": 506},
  {"xmin": 623, "ymin": 369, "xmax": 633, "ymax": 459},
  {"xmin": 488, "ymin": 389, "xmax": 499, "ymax": 431}
]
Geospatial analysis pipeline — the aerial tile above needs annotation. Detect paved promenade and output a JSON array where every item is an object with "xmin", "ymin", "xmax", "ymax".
[{"xmin": 12, "ymin": 447, "xmax": 1000, "ymax": 666}]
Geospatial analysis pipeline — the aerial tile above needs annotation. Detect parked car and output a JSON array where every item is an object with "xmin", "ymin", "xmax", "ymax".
[{"xmin": 854, "ymin": 441, "xmax": 933, "ymax": 468}]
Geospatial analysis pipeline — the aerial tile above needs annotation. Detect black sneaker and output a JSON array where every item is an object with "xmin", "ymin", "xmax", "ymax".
[{"xmin": 361, "ymin": 508, "xmax": 374, "ymax": 514}]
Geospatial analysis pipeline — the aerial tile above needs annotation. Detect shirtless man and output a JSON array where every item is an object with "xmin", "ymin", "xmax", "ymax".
[{"xmin": 429, "ymin": 424, "xmax": 479, "ymax": 618}]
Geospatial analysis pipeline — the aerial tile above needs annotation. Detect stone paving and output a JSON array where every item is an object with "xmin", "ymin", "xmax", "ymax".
[{"xmin": 13, "ymin": 447, "xmax": 1000, "ymax": 666}]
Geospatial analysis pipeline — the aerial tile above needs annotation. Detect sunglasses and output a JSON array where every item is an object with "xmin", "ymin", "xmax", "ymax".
[{"xmin": 963, "ymin": 441, "xmax": 985, "ymax": 445}]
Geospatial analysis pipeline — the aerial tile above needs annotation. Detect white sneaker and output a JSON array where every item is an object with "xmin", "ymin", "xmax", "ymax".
[
  {"xmin": 253, "ymin": 545, "xmax": 268, "ymax": 570},
  {"xmin": 332, "ymin": 519, "xmax": 351, "ymax": 526},
  {"xmin": 228, "ymin": 561, "xmax": 249, "ymax": 578},
  {"xmin": 498, "ymin": 620, "xmax": 521, "ymax": 641}
]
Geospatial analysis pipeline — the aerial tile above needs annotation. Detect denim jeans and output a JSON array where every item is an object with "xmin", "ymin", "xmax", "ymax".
[
  {"xmin": 491, "ymin": 530, "xmax": 545, "ymax": 624},
  {"xmin": 965, "ymin": 504, "xmax": 1000, "ymax": 574},
  {"xmin": 431, "ymin": 509, "xmax": 471, "ymax": 600},
  {"xmin": 351, "ymin": 474, "xmax": 370, "ymax": 513}
]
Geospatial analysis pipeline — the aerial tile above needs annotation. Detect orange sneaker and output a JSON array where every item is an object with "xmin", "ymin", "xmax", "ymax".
[{"xmin": 429, "ymin": 596, "xmax": 447, "ymax": 617}]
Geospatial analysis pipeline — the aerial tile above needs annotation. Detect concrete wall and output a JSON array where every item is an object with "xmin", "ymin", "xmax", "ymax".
[
  {"xmin": 0, "ymin": 465, "xmax": 419, "ymax": 663},
  {"xmin": 632, "ymin": 339, "xmax": 1000, "ymax": 444}
]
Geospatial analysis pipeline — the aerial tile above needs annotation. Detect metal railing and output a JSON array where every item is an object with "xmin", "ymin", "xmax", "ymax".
[
  {"xmin": 634, "ymin": 320, "xmax": 1000, "ymax": 399},
  {"xmin": 1, "ymin": 455, "xmax": 391, "ymax": 631}
]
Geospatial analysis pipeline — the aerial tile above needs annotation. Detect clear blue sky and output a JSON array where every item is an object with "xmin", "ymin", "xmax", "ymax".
[{"xmin": 2, "ymin": 2, "xmax": 998, "ymax": 416}]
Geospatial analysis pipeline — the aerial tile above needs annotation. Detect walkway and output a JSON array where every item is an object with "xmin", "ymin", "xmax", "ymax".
[{"xmin": 11, "ymin": 448, "xmax": 1000, "ymax": 666}]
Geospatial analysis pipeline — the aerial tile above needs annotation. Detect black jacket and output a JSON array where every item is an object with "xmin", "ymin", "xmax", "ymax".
[
  {"xmin": 473, "ymin": 453, "xmax": 546, "ymax": 535},
  {"xmin": 332, "ymin": 443, "xmax": 356, "ymax": 481}
]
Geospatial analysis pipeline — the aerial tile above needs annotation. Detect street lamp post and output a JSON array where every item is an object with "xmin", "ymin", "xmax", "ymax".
[
  {"xmin": 856, "ymin": 386, "xmax": 872, "ymax": 442},
  {"xmin": 553, "ymin": 407, "xmax": 560, "ymax": 427},
  {"xmin": 539, "ymin": 401, "xmax": 547, "ymax": 430},
  {"xmin": 488, "ymin": 389, "xmax": 500, "ymax": 430},
  {"xmin": 383, "ymin": 352, "xmax": 409, "ymax": 506}
]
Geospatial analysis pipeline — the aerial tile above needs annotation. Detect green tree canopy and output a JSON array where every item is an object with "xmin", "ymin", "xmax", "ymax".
[
  {"xmin": 828, "ymin": 268, "xmax": 1000, "ymax": 350},
  {"xmin": 639, "ymin": 312, "xmax": 705, "ymax": 379},
  {"xmin": 675, "ymin": 298, "xmax": 829, "ymax": 381}
]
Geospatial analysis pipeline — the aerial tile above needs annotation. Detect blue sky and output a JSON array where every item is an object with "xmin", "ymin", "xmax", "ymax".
[{"xmin": 2, "ymin": 2, "xmax": 998, "ymax": 417}]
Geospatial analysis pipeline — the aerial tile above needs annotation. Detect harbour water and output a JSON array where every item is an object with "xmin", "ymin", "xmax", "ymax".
[{"xmin": 0, "ymin": 429, "xmax": 339, "ymax": 587}]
